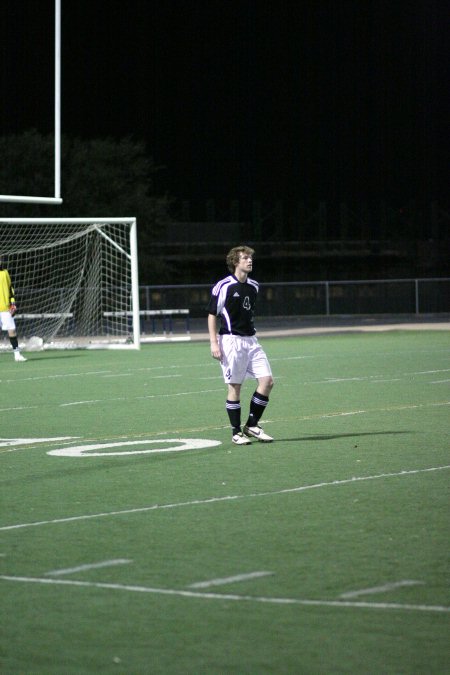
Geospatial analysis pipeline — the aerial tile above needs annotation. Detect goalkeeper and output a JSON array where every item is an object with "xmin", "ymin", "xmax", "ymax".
[{"xmin": 0, "ymin": 258, "xmax": 27, "ymax": 362}]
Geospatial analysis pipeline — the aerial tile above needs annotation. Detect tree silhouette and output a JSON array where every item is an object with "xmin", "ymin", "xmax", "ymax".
[{"xmin": 0, "ymin": 130, "xmax": 174, "ymax": 283}]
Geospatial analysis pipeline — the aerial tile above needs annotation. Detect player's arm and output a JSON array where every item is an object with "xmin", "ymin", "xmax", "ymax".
[
  {"xmin": 7, "ymin": 272, "xmax": 16, "ymax": 315},
  {"xmin": 208, "ymin": 313, "xmax": 221, "ymax": 360}
]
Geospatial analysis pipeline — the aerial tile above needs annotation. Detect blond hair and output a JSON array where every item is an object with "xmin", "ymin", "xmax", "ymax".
[{"xmin": 226, "ymin": 245, "xmax": 255, "ymax": 273}]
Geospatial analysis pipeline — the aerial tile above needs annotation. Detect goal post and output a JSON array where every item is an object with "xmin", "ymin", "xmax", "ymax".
[
  {"xmin": 0, "ymin": 0, "xmax": 62, "ymax": 205},
  {"xmin": 0, "ymin": 218, "xmax": 140, "ymax": 350}
]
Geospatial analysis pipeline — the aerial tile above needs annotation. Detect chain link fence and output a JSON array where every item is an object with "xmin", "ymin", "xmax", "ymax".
[{"xmin": 139, "ymin": 278, "xmax": 450, "ymax": 318}]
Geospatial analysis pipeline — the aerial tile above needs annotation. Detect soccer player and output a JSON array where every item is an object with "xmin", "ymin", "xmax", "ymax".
[
  {"xmin": 207, "ymin": 245, "xmax": 274, "ymax": 445},
  {"xmin": 0, "ymin": 258, "xmax": 27, "ymax": 362}
]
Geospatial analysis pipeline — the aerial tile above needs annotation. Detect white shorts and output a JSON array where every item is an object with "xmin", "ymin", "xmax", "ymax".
[
  {"xmin": 0, "ymin": 311, "xmax": 16, "ymax": 332},
  {"xmin": 218, "ymin": 334, "xmax": 272, "ymax": 385}
]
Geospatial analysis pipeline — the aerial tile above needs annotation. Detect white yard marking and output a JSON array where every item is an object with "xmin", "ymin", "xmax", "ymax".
[
  {"xmin": 0, "ymin": 437, "xmax": 77, "ymax": 448},
  {"xmin": 148, "ymin": 375, "xmax": 182, "ymax": 379},
  {"xmin": 100, "ymin": 373, "xmax": 133, "ymax": 378},
  {"xmin": 406, "ymin": 369, "xmax": 450, "ymax": 375},
  {"xmin": 0, "ymin": 362, "xmax": 207, "ymax": 386},
  {"xmin": 323, "ymin": 410, "xmax": 366, "ymax": 417},
  {"xmin": 2, "ymin": 396, "xmax": 448, "ymax": 421},
  {"xmin": 198, "ymin": 376, "xmax": 227, "ymax": 380},
  {"xmin": 430, "ymin": 379, "xmax": 450, "ymax": 384},
  {"xmin": 101, "ymin": 374, "xmax": 181, "ymax": 379},
  {"xmin": 0, "ymin": 388, "xmax": 225, "ymax": 412},
  {"xmin": 312, "ymin": 369, "xmax": 450, "ymax": 385},
  {"xmin": 0, "ymin": 370, "xmax": 112, "ymax": 384},
  {"xmin": 58, "ymin": 388, "xmax": 224, "ymax": 407},
  {"xmin": 324, "ymin": 377, "xmax": 368, "ymax": 383},
  {"xmin": 1, "ymin": 367, "xmax": 449, "ymax": 411},
  {"xmin": 2, "ymin": 362, "xmax": 448, "ymax": 387},
  {"xmin": 60, "ymin": 400, "xmax": 104, "ymax": 407},
  {"xmin": 0, "ymin": 406, "xmax": 40, "ymax": 412},
  {"xmin": 340, "ymin": 580, "xmax": 425, "ymax": 599},
  {"xmin": 0, "ymin": 575, "xmax": 448, "ymax": 614},
  {"xmin": 3, "ymin": 398, "xmax": 448, "ymax": 452},
  {"xmin": 188, "ymin": 571, "xmax": 273, "ymax": 589},
  {"xmin": 1, "ymin": 464, "xmax": 449, "ymax": 532},
  {"xmin": 47, "ymin": 438, "xmax": 222, "ymax": 457},
  {"xmin": 135, "ymin": 389, "xmax": 223, "ymax": 400},
  {"xmin": 46, "ymin": 559, "xmax": 133, "ymax": 576},
  {"xmin": 306, "ymin": 370, "xmax": 450, "ymax": 387},
  {"xmin": 270, "ymin": 356, "xmax": 315, "ymax": 361}
]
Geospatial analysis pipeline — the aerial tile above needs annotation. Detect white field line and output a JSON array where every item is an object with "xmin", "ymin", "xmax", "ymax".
[
  {"xmin": 0, "ymin": 439, "xmax": 79, "ymax": 454},
  {"xmin": 4, "ymin": 378, "xmax": 449, "ymax": 420},
  {"xmin": 340, "ymin": 580, "xmax": 425, "ymax": 599},
  {"xmin": 1, "ymin": 464, "xmax": 449, "ymax": 532},
  {"xmin": 60, "ymin": 400, "xmax": 103, "ymax": 407},
  {"xmin": 0, "ymin": 575, "xmax": 448, "ymax": 614},
  {"xmin": 324, "ymin": 410, "xmax": 366, "ymax": 416},
  {"xmin": 58, "ymin": 388, "xmax": 225, "ymax": 409},
  {"xmin": 312, "ymin": 369, "xmax": 450, "ymax": 385},
  {"xmin": 431, "ymin": 379, "xmax": 450, "ymax": 384},
  {"xmin": 102, "ymin": 370, "xmax": 182, "ymax": 380},
  {"xmin": 0, "ymin": 437, "xmax": 76, "ymax": 448},
  {"xmin": 0, "ymin": 406, "xmax": 40, "ymax": 412},
  {"xmin": 270, "ymin": 356, "xmax": 316, "ymax": 361},
  {"xmin": 1, "ymin": 357, "xmax": 449, "ymax": 411},
  {"xmin": 406, "ymin": 369, "xmax": 450, "ymax": 375},
  {"xmin": 0, "ymin": 391, "xmax": 448, "ymax": 417},
  {"xmin": 0, "ymin": 356, "xmax": 314, "ymax": 385},
  {"xmin": 0, "ymin": 362, "xmax": 215, "ymax": 385},
  {"xmin": 188, "ymin": 571, "xmax": 273, "ymax": 589},
  {"xmin": 0, "ymin": 400, "xmax": 448, "ymax": 453},
  {"xmin": 99, "ymin": 373, "xmax": 133, "ymax": 378},
  {"xmin": 140, "ymin": 389, "xmax": 222, "ymax": 401},
  {"xmin": 323, "ymin": 377, "xmax": 368, "ymax": 383},
  {"xmin": 0, "ymin": 388, "xmax": 224, "ymax": 412},
  {"xmin": 149, "ymin": 375, "xmax": 182, "ymax": 379},
  {"xmin": 45, "ymin": 559, "xmax": 133, "ymax": 577},
  {"xmin": 2, "ymin": 361, "xmax": 448, "ymax": 388},
  {"xmin": 198, "ymin": 376, "xmax": 230, "ymax": 380},
  {"xmin": 0, "ymin": 370, "xmax": 113, "ymax": 384}
]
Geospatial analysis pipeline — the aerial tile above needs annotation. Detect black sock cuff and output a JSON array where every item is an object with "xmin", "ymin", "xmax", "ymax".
[
  {"xmin": 253, "ymin": 391, "xmax": 269, "ymax": 403},
  {"xmin": 226, "ymin": 400, "xmax": 241, "ymax": 408}
]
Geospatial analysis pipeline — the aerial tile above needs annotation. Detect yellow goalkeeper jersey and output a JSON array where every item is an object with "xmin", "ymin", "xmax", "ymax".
[{"xmin": 0, "ymin": 269, "xmax": 15, "ymax": 312}]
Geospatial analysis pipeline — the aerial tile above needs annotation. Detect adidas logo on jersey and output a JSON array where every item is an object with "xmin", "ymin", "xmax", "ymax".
[{"xmin": 233, "ymin": 292, "xmax": 240, "ymax": 297}]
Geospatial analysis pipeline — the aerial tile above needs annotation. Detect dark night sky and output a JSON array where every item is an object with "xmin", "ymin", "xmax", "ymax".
[{"xmin": 1, "ymin": 0, "xmax": 448, "ymax": 215}]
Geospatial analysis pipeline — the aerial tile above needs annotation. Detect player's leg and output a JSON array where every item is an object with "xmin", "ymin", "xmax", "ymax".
[
  {"xmin": 226, "ymin": 382, "xmax": 245, "ymax": 439},
  {"xmin": 244, "ymin": 340, "xmax": 274, "ymax": 441},
  {"xmin": 1, "ymin": 311, "xmax": 27, "ymax": 361},
  {"xmin": 9, "ymin": 329, "xmax": 26, "ymax": 361},
  {"xmin": 219, "ymin": 335, "xmax": 251, "ymax": 444}
]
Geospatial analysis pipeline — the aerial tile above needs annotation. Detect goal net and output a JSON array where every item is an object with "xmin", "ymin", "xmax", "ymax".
[{"xmin": 0, "ymin": 218, "xmax": 140, "ymax": 350}]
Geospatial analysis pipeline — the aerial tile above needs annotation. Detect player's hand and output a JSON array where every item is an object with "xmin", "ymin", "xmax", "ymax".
[
  {"xmin": 210, "ymin": 342, "xmax": 222, "ymax": 360},
  {"xmin": 9, "ymin": 303, "xmax": 16, "ymax": 316}
]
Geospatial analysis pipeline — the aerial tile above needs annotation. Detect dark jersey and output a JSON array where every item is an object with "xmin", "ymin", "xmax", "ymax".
[{"xmin": 207, "ymin": 274, "xmax": 259, "ymax": 336}]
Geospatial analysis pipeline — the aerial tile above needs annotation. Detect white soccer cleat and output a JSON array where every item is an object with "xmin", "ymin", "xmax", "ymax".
[
  {"xmin": 14, "ymin": 352, "xmax": 27, "ymax": 362},
  {"xmin": 243, "ymin": 425, "xmax": 273, "ymax": 442},
  {"xmin": 232, "ymin": 432, "xmax": 252, "ymax": 445}
]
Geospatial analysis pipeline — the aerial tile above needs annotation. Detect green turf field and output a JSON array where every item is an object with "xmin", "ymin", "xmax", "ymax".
[{"xmin": 1, "ymin": 330, "xmax": 449, "ymax": 674}]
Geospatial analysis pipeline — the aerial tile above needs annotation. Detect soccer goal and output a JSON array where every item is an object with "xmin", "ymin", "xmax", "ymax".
[{"xmin": 0, "ymin": 218, "xmax": 140, "ymax": 350}]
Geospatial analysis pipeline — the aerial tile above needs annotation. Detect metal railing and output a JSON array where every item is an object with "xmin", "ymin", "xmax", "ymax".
[{"xmin": 139, "ymin": 278, "xmax": 450, "ymax": 318}]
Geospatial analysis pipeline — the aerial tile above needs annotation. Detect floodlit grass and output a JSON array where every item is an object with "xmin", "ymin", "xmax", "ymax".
[{"xmin": 1, "ymin": 330, "xmax": 449, "ymax": 674}]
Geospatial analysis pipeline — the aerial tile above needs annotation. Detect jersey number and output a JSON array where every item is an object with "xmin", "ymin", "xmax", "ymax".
[{"xmin": 243, "ymin": 296, "xmax": 251, "ymax": 310}]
